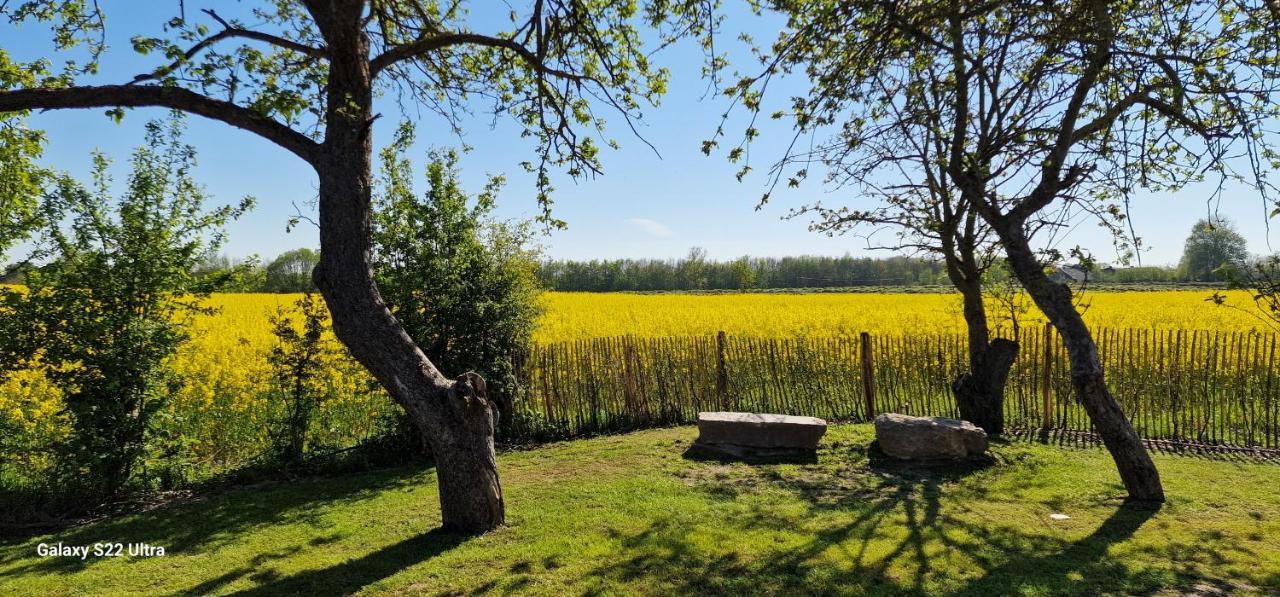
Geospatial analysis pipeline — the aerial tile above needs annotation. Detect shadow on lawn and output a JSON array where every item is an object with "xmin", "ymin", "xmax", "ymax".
[
  {"xmin": 952, "ymin": 504, "xmax": 1160, "ymax": 595},
  {"xmin": 213, "ymin": 528, "xmax": 470, "ymax": 596},
  {"xmin": 589, "ymin": 441, "xmax": 1202, "ymax": 595},
  {"xmin": 0, "ymin": 465, "xmax": 433, "ymax": 576}
]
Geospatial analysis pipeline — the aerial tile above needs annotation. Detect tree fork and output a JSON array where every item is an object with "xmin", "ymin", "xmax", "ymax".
[
  {"xmin": 945, "ymin": 247, "xmax": 1014, "ymax": 435},
  {"xmin": 953, "ymin": 339, "xmax": 1019, "ymax": 435}
]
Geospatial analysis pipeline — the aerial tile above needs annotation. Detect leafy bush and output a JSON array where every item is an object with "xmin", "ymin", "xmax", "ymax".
[
  {"xmin": 266, "ymin": 293, "xmax": 338, "ymax": 463},
  {"xmin": 0, "ymin": 115, "xmax": 249, "ymax": 498},
  {"xmin": 372, "ymin": 125, "xmax": 543, "ymax": 436}
]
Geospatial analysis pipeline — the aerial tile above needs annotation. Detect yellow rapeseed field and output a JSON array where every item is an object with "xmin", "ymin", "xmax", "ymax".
[
  {"xmin": 1, "ymin": 293, "xmax": 393, "ymax": 480},
  {"xmin": 533, "ymin": 290, "xmax": 1271, "ymax": 341},
  {"xmin": 2, "ymin": 288, "xmax": 1271, "ymax": 482},
  {"xmin": 164, "ymin": 293, "xmax": 391, "ymax": 468}
]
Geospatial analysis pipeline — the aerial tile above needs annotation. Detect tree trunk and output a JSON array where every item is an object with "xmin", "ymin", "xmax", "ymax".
[
  {"xmin": 946, "ymin": 258, "xmax": 1017, "ymax": 434},
  {"xmin": 314, "ymin": 160, "xmax": 506, "ymax": 533},
  {"xmin": 995, "ymin": 225, "xmax": 1164, "ymax": 502},
  {"xmin": 952, "ymin": 339, "xmax": 1018, "ymax": 434},
  {"xmin": 310, "ymin": 14, "xmax": 504, "ymax": 533},
  {"xmin": 954, "ymin": 272, "xmax": 992, "ymax": 369},
  {"xmin": 435, "ymin": 373, "xmax": 505, "ymax": 531}
]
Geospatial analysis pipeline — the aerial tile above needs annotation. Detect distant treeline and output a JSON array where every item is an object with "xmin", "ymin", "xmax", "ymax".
[
  {"xmin": 536, "ymin": 253, "xmax": 1186, "ymax": 292},
  {"xmin": 537, "ymin": 254, "xmax": 947, "ymax": 291},
  {"xmin": 1086, "ymin": 266, "xmax": 1184, "ymax": 284},
  {"xmin": 0, "ymin": 250, "xmax": 1192, "ymax": 293}
]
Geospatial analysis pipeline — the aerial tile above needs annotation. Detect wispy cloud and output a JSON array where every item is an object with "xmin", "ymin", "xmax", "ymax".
[{"xmin": 627, "ymin": 217, "xmax": 674, "ymax": 237}]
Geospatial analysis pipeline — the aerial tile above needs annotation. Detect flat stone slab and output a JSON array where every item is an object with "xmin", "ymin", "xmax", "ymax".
[
  {"xmin": 694, "ymin": 411, "xmax": 827, "ymax": 453},
  {"xmin": 874, "ymin": 413, "xmax": 988, "ymax": 460}
]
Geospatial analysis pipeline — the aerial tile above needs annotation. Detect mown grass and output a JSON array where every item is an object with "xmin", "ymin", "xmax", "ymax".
[{"xmin": 1, "ymin": 424, "xmax": 1277, "ymax": 596}]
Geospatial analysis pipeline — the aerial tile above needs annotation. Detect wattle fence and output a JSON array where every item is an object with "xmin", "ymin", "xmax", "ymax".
[{"xmin": 512, "ymin": 324, "xmax": 1280, "ymax": 453}]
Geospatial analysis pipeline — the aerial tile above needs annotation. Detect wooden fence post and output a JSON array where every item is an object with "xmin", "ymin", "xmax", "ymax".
[
  {"xmin": 860, "ymin": 331, "xmax": 876, "ymax": 421},
  {"xmin": 1041, "ymin": 322, "xmax": 1053, "ymax": 430},
  {"xmin": 715, "ymin": 331, "xmax": 729, "ymax": 409},
  {"xmin": 622, "ymin": 336, "xmax": 639, "ymax": 423}
]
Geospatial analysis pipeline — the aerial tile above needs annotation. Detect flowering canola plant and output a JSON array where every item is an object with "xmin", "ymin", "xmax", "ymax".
[
  {"xmin": 1, "ymin": 289, "xmax": 1270, "ymax": 483},
  {"xmin": 534, "ymin": 290, "xmax": 1271, "ymax": 341},
  {"xmin": 1, "ymin": 293, "xmax": 393, "ymax": 484}
]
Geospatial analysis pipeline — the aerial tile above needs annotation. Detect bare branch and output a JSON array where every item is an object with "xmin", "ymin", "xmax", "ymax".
[
  {"xmin": 370, "ymin": 31, "xmax": 588, "ymax": 80},
  {"xmin": 201, "ymin": 9, "xmax": 327, "ymax": 58},
  {"xmin": 126, "ymin": 9, "xmax": 326, "ymax": 89}
]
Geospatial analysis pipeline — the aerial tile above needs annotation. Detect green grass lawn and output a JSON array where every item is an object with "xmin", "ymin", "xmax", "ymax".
[{"xmin": 1, "ymin": 425, "xmax": 1277, "ymax": 596}]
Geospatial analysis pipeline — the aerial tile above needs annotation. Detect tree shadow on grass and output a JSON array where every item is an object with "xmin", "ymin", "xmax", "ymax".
[
  {"xmin": 588, "ymin": 442, "xmax": 988, "ymax": 594},
  {"xmin": 681, "ymin": 444, "xmax": 819, "ymax": 465},
  {"xmin": 220, "ymin": 527, "xmax": 470, "ymax": 596},
  {"xmin": 584, "ymin": 485, "xmax": 947, "ymax": 595},
  {"xmin": 0, "ymin": 465, "xmax": 434, "ymax": 576},
  {"xmin": 591, "ymin": 441, "xmax": 1243, "ymax": 595},
  {"xmin": 950, "ymin": 504, "xmax": 1162, "ymax": 596}
]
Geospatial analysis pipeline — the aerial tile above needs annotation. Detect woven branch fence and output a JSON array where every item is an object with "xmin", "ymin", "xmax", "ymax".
[{"xmin": 511, "ymin": 323, "xmax": 1280, "ymax": 453}]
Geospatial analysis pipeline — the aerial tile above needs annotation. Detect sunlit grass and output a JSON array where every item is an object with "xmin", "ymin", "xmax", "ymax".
[{"xmin": 2, "ymin": 424, "xmax": 1276, "ymax": 595}]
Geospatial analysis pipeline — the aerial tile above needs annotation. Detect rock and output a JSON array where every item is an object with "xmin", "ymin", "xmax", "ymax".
[
  {"xmin": 690, "ymin": 411, "xmax": 827, "ymax": 459},
  {"xmin": 874, "ymin": 413, "xmax": 988, "ymax": 460}
]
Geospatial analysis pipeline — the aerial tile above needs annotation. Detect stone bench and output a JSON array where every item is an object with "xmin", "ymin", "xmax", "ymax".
[
  {"xmin": 688, "ymin": 411, "xmax": 827, "ymax": 460},
  {"xmin": 874, "ymin": 413, "xmax": 988, "ymax": 460}
]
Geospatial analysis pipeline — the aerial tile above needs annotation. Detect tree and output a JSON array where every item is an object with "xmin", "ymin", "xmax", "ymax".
[
  {"xmin": 0, "ymin": 114, "xmax": 45, "ymax": 260},
  {"xmin": 264, "ymin": 248, "xmax": 320, "ymax": 292},
  {"xmin": 0, "ymin": 116, "xmax": 249, "ymax": 497},
  {"xmin": 677, "ymin": 246, "xmax": 710, "ymax": 290},
  {"xmin": 0, "ymin": 47, "xmax": 53, "ymax": 261},
  {"xmin": 724, "ymin": 0, "xmax": 1280, "ymax": 502},
  {"xmin": 1179, "ymin": 219, "xmax": 1249, "ymax": 282},
  {"xmin": 957, "ymin": 2, "xmax": 1274, "ymax": 503},
  {"xmin": 266, "ymin": 293, "xmax": 338, "ymax": 464},
  {"xmin": 0, "ymin": 1, "xmax": 714, "ymax": 532},
  {"xmin": 194, "ymin": 253, "xmax": 268, "ymax": 292},
  {"xmin": 713, "ymin": 1, "xmax": 1023, "ymax": 434},
  {"xmin": 728, "ymin": 256, "xmax": 757, "ymax": 289},
  {"xmin": 372, "ymin": 128, "xmax": 542, "ymax": 437}
]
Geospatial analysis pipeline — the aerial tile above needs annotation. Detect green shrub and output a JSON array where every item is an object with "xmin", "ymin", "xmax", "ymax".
[
  {"xmin": 371, "ymin": 125, "xmax": 543, "ymax": 437},
  {"xmin": 0, "ymin": 115, "xmax": 249, "ymax": 498},
  {"xmin": 266, "ymin": 293, "xmax": 334, "ymax": 463}
]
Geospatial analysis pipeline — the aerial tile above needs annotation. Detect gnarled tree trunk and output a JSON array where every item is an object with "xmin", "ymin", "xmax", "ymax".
[
  {"xmin": 995, "ymin": 224, "xmax": 1164, "ymax": 502},
  {"xmin": 435, "ymin": 374, "xmax": 505, "ymax": 530},
  {"xmin": 945, "ymin": 250, "xmax": 1017, "ymax": 435},
  {"xmin": 314, "ymin": 151, "xmax": 505, "ymax": 534},
  {"xmin": 953, "ymin": 338, "xmax": 1018, "ymax": 435},
  {"xmin": 310, "ymin": 12, "xmax": 504, "ymax": 533}
]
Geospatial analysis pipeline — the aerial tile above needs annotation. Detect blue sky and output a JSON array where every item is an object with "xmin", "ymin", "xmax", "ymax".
[{"xmin": 4, "ymin": 2, "xmax": 1274, "ymax": 265}]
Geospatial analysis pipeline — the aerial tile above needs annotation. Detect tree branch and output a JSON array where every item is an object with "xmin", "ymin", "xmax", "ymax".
[
  {"xmin": 1007, "ymin": 0, "xmax": 1114, "ymax": 224},
  {"xmin": 1071, "ymin": 90, "xmax": 1216, "ymax": 142},
  {"xmin": 201, "ymin": 9, "xmax": 327, "ymax": 58},
  {"xmin": 128, "ymin": 23, "xmax": 326, "ymax": 87},
  {"xmin": 370, "ymin": 31, "xmax": 587, "ymax": 81},
  {"xmin": 0, "ymin": 85, "xmax": 320, "ymax": 163},
  {"xmin": 132, "ymin": 8, "xmax": 327, "ymax": 87}
]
